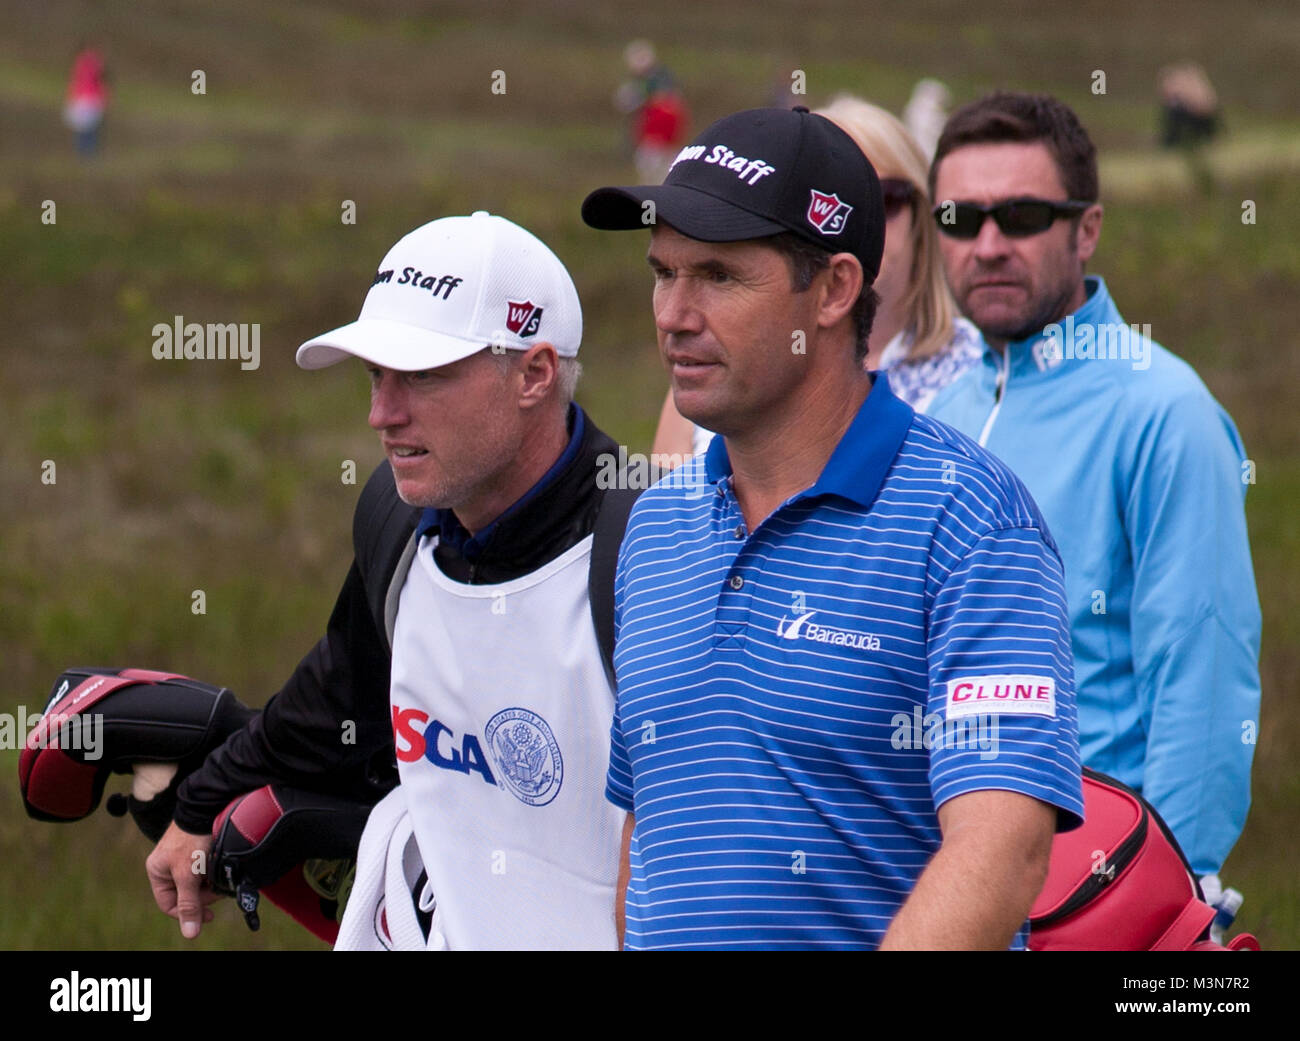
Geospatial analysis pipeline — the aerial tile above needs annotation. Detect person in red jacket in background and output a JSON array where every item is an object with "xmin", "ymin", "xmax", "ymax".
[
  {"xmin": 64, "ymin": 42, "xmax": 110, "ymax": 157},
  {"xmin": 614, "ymin": 40, "xmax": 688, "ymax": 184}
]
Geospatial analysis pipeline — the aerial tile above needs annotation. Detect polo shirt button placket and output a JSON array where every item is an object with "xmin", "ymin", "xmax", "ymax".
[
  {"xmin": 715, "ymin": 568, "xmax": 751, "ymax": 647},
  {"xmin": 713, "ymin": 475, "xmax": 752, "ymax": 646}
]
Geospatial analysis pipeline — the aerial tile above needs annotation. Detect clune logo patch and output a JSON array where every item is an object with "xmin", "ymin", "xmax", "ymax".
[
  {"xmin": 945, "ymin": 674, "xmax": 1057, "ymax": 719},
  {"xmin": 776, "ymin": 610, "xmax": 881, "ymax": 651},
  {"xmin": 807, "ymin": 189, "xmax": 852, "ymax": 235},
  {"xmin": 505, "ymin": 299, "xmax": 543, "ymax": 337}
]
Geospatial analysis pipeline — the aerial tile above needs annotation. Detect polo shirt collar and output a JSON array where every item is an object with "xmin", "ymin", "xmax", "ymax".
[{"xmin": 703, "ymin": 373, "xmax": 915, "ymax": 510}]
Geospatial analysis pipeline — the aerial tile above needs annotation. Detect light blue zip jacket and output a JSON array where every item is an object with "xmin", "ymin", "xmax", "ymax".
[{"xmin": 928, "ymin": 276, "xmax": 1261, "ymax": 875}]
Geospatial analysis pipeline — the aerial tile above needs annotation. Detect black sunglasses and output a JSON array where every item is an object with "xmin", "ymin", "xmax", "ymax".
[
  {"xmin": 931, "ymin": 197, "xmax": 1092, "ymax": 239},
  {"xmin": 880, "ymin": 178, "xmax": 917, "ymax": 220}
]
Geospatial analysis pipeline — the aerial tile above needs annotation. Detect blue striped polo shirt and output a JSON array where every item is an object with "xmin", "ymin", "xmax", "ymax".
[{"xmin": 606, "ymin": 373, "xmax": 1084, "ymax": 950}]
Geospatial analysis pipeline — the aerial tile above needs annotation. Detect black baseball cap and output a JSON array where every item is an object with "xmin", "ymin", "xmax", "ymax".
[{"xmin": 582, "ymin": 106, "xmax": 885, "ymax": 281}]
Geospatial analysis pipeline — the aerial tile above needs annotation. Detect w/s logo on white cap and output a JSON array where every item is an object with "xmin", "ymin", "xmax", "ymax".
[
  {"xmin": 295, "ymin": 211, "xmax": 582, "ymax": 372},
  {"xmin": 506, "ymin": 300, "xmax": 544, "ymax": 338}
]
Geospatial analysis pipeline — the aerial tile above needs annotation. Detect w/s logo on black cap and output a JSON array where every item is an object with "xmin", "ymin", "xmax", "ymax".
[
  {"xmin": 581, "ymin": 107, "xmax": 885, "ymax": 280},
  {"xmin": 807, "ymin": 190, "xmax": 853, "ymax": 236}
]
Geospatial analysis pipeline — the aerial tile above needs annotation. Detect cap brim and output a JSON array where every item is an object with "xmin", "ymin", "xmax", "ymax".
[
  {"xmin": 296, "ymin": 317, "xmax": 488, "ymax": 371},
  {"xmin": 582, "ymin": 184, "xmax": 787, "ymax": 242}
]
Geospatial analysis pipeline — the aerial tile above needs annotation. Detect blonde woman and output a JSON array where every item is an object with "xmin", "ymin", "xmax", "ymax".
[{"xmin": 652, "ymin": 95, "xmax": 980, "ymax": 459}]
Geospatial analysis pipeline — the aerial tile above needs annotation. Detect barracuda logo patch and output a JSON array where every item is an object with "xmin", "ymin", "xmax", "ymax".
[{"xmin": 776, "ymin": 611, "xmax": 881, "ymax": 652}]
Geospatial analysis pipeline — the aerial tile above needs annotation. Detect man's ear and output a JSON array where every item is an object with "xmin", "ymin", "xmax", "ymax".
[
  {"xmin": 515, "ymin": 342, "xmax": 559, "ymax": 409},
  {"xmin": 1076, "ymin": 203, "xmax": 1104, "ymax": 265},
  {"xmin": 816, "ymin": 253, "xmax": 865, "ymax": 331}
]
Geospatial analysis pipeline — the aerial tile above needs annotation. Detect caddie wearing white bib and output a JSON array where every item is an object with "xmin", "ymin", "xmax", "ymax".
[
  {"xmin": 146, "ymin": 212, "xmax": 629, "ymax": 949},
  {"xmin": 303, "ymin": 213, "xmax": 624, "ymax": 950}
]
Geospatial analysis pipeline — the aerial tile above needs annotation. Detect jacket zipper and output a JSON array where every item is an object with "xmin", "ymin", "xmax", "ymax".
[{"xmin": 977, "ymin": 348, "xmax": 1010, "ymax": 447}]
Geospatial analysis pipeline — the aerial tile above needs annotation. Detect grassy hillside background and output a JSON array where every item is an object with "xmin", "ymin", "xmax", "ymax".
[{"xmin": 1, "ymin": 0, "xmax": 1297, "ymax": 949}]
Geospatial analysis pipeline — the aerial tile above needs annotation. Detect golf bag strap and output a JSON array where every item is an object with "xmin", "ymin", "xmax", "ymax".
[
  {"xmin": 383, "ymin": 529, "xmax": 420, "ymax": 650},
  {"xmin": 588, "ymin": 485, "xmax": 641, "ymax": 688},
  {"xmin": 1151, "ymin": 899, "xmax": 1217, "ymax": 952},
  {"xmin": 354, "ymin": 459, "xmax": 420, "ymax": 654}
]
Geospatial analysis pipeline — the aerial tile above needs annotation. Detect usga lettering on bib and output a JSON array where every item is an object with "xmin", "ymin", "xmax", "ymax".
[{"xmin": 945, "ymin": 675, "xmax": 1056, "ymax": 719}]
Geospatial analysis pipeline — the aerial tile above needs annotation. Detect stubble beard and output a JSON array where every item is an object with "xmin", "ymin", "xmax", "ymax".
[
  {"xmin": 962, "ymin": 271, "xmax": 1081, "ymax": 346},
  {"xmin": 390, "ymin": 439, "xmax": 510, "ymax": 515},
  {"xmin": 392, "ymin": 467, "xmax": 459, "ymax": 510},
  {"xmin": 981, "ymin": 288, "xmax": 1076, "ymax": 344},
  {"xmin": 960, "ymin": 225, "xmax": 1086, "ymax": 345}
]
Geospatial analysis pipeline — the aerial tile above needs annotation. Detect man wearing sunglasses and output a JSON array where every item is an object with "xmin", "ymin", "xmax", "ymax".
[{"xmin": 926, "ymin": 91, "xmax": 1261, "ymax": 884}]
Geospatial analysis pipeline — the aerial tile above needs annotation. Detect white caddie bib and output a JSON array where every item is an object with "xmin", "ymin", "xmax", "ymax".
[{"xmin": 384, "ymin": 533, "xmax": 621, "ymax": 949}]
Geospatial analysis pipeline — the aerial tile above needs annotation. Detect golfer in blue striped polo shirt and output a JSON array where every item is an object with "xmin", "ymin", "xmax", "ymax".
[{"xmin": 582, "ymin": 107, "xmax": 1083, "ymax": 950}]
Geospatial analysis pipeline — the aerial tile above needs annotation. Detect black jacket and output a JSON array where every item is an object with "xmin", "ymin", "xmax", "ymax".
[{"xmin": 174, "ymin": 408, "xmax": 623, "ymax": 833}]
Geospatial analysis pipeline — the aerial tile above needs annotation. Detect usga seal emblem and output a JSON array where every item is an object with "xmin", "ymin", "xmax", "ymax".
[{"xmin": 484, "ymin": 707, "xmax": 563, "ymax": 806}]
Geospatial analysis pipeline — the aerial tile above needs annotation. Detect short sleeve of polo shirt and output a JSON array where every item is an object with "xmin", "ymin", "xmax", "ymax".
[
  {"xmin": 925, "ymin": 525, "xmax": 1084, "ymax": 830},
  {"xmin": 606, "ymin": 531, "xmax": 635, "ymax": 812}
]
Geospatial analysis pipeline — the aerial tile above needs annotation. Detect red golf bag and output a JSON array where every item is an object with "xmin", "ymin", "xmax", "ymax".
[{"xmin": 1028, "ymin": 768, "xmax": 1259, "ymax": 950}]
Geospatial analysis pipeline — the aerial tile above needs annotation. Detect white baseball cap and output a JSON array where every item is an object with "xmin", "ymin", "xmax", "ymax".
[{"xmin": 296, "ymin": 211, "xmax": 582, "ymax": 371}]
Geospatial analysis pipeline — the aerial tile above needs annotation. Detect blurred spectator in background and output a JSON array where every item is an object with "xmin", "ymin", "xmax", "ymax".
[
  {"xmin": 902, "ymin": 77, "xmax": 951, "ymax": 162},
  {"xmin": 614, "ymin": 39, "xmax": 688, "ymax": 184},
  {"xmin": 64, "ymin": 42, "xmax": 110, "ymax": 157},
  {"xmin": 1159, "ymin": 63, "xmax": 1220, "ymax": 192},
  {"xmin": 1159, "ymin": 62, "xmax": 1219, "ymax": 148},
  {"xmin": 653, "ymin": 95, "xmax": 980, "ymax": 459}
]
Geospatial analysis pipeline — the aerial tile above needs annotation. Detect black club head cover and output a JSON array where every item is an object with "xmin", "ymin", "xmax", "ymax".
[
  {"xmin": 209, "ymin": 784, "xmax": 373, "ymax": 944},
  {"xmin": 18, "ymin": 667, "xmax": 257, "ymax": 840}
]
